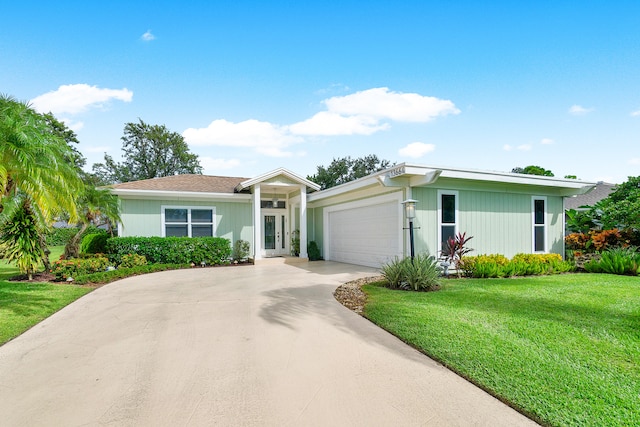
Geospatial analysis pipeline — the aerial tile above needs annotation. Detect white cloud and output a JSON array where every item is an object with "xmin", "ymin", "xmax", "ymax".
[
  {"xmin": 141, "ymin": 30, "xmax": 155, "ymax": 41},
  {"xmin": 199, "ymin": 157, "xmax": 241, "ymax": 172},
  {"xmin": 568, "ymin": 105, "xmax": 594, "ymax": 116},
  {"xmin": 503, "ymin": 144, "xmax": 531, "ymax": 151},
  {"xmin": 58, "ymin": 117, "xmax": 84, "ymax": 131},
  {"xmin": 30, "ymin": 84, "xmax": 133, "ymax": 115},
  {"xmin": 631, "ymin": 110, "xmax": 640, "ymax": 117},
  {"xmin": 540, "ymin": 138, "xmax": 554, "ymax": 145},
  {"xmin": 629, "ymin": 158, "xmax": 640, "ymax": 165},
  {"xmin": 288, "ymin": 111, "xmax": 388, "ymax": 136},
  {"xmin": 324, "ymin": 87, "xmax": 459, "ymax": 122},
  {"xmin": 398, "ymin": 142, "xmax": 435, "ymax": 158},
  {"xmin": 183, "ymin": 119, "xmax": 300, "ymax": 158}
]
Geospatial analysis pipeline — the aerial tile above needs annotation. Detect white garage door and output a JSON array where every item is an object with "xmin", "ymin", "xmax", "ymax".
[{"xmin": 327, "ymin": 200, "xmax": 401, "ymax": 268}]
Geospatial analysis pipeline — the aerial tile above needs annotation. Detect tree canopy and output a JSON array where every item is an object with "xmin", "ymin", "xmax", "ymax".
[
  {"xmin": 92, "ymin": 119, "xmax": 202, "ymax": 184},
  {"xmin": 511, "ymin": 165, "xmax": 555, "ymax": 177},
  {"xmin": 307, "ymin": 155, "xmax": 394, "ymax": 190},
  {"xmin": 592, "ymin": 176, "xmax": 640, "ymax": 230}
]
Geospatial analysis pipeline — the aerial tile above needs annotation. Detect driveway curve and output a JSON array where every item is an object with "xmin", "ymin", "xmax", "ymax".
[{"xmin": 0, "ymin": 261, "xmax": 536, "ymax": 426}]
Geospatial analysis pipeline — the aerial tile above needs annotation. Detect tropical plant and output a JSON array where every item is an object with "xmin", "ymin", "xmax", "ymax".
[
  {"xmin": 64, "ymin": 186, "xmax": 120, "ymax": 259},
  {"xmin": 440, "ymin": 232, "xmax": 474, "ymax": 276},
  {"xmin": 0, "ymin": 199, "xmax": 45, "ymax": 280},
  {"xmin": 583, "ymin": 247, "xmax": 640, "ymax": 275},
  {"xmin": 381, "ymin": 254, "xmax": 441, "ymax": 291},
  {"xmin": 232, "ymin": 239, "xmax": 250, "ymax": 261},
  {"xmin": 0, "ymin": 94, "xmax": 82, "ymax": 222},
  {"xmin": 290, "ymin": 229, "xmax": 300, "ymax": 256}
]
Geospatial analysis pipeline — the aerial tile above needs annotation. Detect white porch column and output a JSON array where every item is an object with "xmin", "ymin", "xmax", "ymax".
[
  {"xmin": 253, "ymin": 184, "xmax": 262, "ymax": 260},
  {"xmin": 299, "ymin": 185, "xmax": 308, "ymax": 259}
]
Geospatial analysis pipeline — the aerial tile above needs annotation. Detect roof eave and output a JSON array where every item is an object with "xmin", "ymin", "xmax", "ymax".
[{"xmin": 111, "ymin": 188, "xmax": 252, "ymax": 200}]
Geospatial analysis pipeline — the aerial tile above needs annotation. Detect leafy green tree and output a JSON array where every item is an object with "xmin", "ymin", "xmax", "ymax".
[
  {"xmin": 308, "ymin": 154, "xmax": 394, "ymax": 190},
  {"xmin": 511, "ymin": 165, "xmax": 554, "ymax": 177},
  {"xmin": 63, "ymin": 186, "xmax": 121, "ymax": 259},
  {"xmin": 92, "ymin": 119, "xmax": 202, "ymax": 184},
  {"xmin": 593, "ymin": 176, "xmax": 640, "ymax": 230}
]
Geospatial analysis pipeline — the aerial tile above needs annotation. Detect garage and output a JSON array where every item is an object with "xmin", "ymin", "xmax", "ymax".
[{"xmin": 325, "ymin": 194, "xmax": 403, "ymax": 268}]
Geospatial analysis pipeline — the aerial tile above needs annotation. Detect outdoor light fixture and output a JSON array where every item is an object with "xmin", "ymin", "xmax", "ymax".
[{"xmin": 402, "ymin": 199, "xmax": 418, "ymax": 261}]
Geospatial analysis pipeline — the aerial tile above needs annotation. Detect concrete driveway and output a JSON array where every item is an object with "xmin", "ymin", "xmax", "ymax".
[{"xmin": 0, "ymin": 261, "xmax": 537, "ymax": 426}]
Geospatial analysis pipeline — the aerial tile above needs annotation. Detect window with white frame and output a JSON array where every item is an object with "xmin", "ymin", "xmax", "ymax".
[
  {"xmin": 532, "ymin": 197, "xmax": 546, "ymax": 252},
  {"xmin": 438, "ymin": 190, "xmax": 458, "ymax": 253},
  {"xmin": 162, "ymin": 206, "xmax": 215, "ymax": 237}
]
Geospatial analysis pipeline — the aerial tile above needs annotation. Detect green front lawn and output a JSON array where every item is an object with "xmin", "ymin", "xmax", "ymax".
[
  {"xmin": 363, "ymin": 274, "xmax": 640, "ymax": 427},
  {"xmin": 0, "ymin": 247, "xmax": 93, "ymax": 345}
]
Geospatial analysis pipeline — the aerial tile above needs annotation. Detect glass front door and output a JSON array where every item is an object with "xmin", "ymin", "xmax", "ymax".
[{"xmin": 262, "ymin": 212, "xmax": 288, "ymax": 256}]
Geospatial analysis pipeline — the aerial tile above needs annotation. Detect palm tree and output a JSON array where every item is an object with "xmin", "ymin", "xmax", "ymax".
[
  {"xmin": 1, "ymin": 95, "xmax": 83, "ymax": 275},
  {"xmin": 64, "ymin": 186, "xmax": 121, "ymax": 259},
  {"xmin": 0, "ymin": 94, "xmax": 82, "ymax": 222}
]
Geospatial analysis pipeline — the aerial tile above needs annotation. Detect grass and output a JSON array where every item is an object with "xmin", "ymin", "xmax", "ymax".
[
  {"xmin": 0, "ymin": 246, "xmax": 93, "ymax": 345},
  {"xmin": 362, "ymin": 274, "xmax": 640, "ymax": 427}
]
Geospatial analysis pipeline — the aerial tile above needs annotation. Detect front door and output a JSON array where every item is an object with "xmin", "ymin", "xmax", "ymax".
[{"xmin": 262, "ymin": 211, "xmax": 288, "ymax": 257}]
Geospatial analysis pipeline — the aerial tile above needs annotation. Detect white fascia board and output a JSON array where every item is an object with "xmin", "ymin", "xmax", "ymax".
[
  {"xmin": 111, "ymin": 189, "xmax": 252, "ymax": 201},
  {"xmin": 307, "ymin": 176, "xmax": 381, "ymax": 202},
  {"xmin": 396, "ymin": 163, "xmax": 596, "ymax": 194},
  {"xmin": 236, "ymin": 167, "xmax": 320, "ymax": 192}
]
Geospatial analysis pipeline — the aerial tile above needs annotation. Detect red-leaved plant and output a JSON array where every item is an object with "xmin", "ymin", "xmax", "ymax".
[{"xmin": 441, "ymin": 232, "xmax": 474, "ymax": 277}]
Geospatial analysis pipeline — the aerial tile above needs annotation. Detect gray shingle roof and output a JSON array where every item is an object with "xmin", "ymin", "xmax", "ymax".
[
  {"xmin": 110, "ymin": 174, "xmax": 250, "ymax": 194},
  {"xmin": 565, "ymin": 182, "xmax": 616, "ymax": 210}
]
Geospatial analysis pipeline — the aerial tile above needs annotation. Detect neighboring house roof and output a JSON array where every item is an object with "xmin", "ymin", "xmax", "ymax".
[
  {"xmin": 110, "ymin": 174, "xmax": 250, "ymax": 194},
  {"xmin": 565, "ymin": 181, "xmax": 616, "ymax": 210}
]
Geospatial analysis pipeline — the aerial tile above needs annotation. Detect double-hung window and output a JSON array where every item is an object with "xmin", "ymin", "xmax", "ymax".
[
  {"xmin": 162, "ymin": 206, "xmax": 215, "ymax": 237},
  {"xmin": 532, "ymin": 197, "xmax": 546, "ymax": 252},
  {"xmin": 438, "ymin": 190, "xmax": 458, "ymax": 253}
]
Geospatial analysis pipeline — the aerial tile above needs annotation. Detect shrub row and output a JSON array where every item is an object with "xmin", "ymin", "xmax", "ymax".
[
  {"xmin": 52, "ymin": 256, "xmax": 110, "ymax": 280},
  {"xmin": 105, "ymin": 236, "xmax": 232, "ymax": 266},
  {"xmin": 73, "ymin": 264, "xmax": 188, "ymax": 285},
  {"xmin": 381, "ymin": 254, "xmax": 441, "ymax": 291},
  {"xmin": 459, "ymin": 253, "xmax": 574, "ymax": 278}
]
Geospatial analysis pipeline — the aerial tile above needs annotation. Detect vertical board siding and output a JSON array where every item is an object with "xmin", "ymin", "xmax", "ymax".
[
  {"xmin": 120, "ymin": 199, "xmax": 253, "ymax": 250},
  {"xmin": 412, "ymin": 187, "xmax": 566, "ymax": 258}
]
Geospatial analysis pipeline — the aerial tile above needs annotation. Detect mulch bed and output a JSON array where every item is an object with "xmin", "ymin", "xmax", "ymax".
[{"xmin": 333, "ymin": 275, "xmax": 384, "ymax": 315}]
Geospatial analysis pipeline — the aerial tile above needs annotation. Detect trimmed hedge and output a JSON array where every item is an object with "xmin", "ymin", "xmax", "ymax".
[
  {"xmin": 106, "ymin": 236, "xmax": 232, "ymax": 266},
  {"xmin": 46, "ymin": 225, "xmax": 107, "ymax": 246},
  {"xmin": 73, "ymin": 264, "xmax": 188, "ymax": 285},
  {"xmin": 80, "ymin": 232, "xmax": 109, "ymax": 254}
]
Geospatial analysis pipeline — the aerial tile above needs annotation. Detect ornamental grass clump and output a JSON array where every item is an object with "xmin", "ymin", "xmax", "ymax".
[
  {"xmin": 381, "ymin": 253, "xmax": 441, "ymax": 291},
  {"xmin": 583, "ymin": 246, "xmax": 640, "ymax": 275}
]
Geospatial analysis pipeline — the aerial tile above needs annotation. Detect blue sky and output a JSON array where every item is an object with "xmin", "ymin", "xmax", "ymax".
[{"xmin": 2, "ymin": 1, "xmax": 639, "ymax": 183}]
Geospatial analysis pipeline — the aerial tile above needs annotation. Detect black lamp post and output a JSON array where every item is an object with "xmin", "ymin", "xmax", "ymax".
[{"xmin": 402, "ymin": 199, "xmax": 417, "ymax": 261}]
